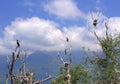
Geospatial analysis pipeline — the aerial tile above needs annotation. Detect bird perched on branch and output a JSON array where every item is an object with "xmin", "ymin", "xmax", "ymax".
[
  {"xmin": 15, "ymin": 40, "xmax": 20, "ymax": 51},
  {"xmin": 66, "ymin": 37, "xmax": 69, "ymax": 42},
  {"xmin": 17, "ymin": 40, "xmax": 20, "ymax": 48},
  {"xmin": 90, "ymin": 11, "xmax": 101, "ymax": 27},
  {"xmin": 93, "ymin": 19, "xmax": 98, "ymax": 27}
]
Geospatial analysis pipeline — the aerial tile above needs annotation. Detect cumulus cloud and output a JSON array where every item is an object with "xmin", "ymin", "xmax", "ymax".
[
  {"xmin": 63, "ymin": 26, "xmax": 100, "ymax": 51},
  {"xmin": 0, "ymin": 15, "xmax": 120, "ymax": 55},
  {"xmin": 0, "ymin": 40, "xmax": 12, "ymax": 55},
  {"xmin": 43, "ymin": 0, "xmax": 84, "ymax": 19},
  {"xmin": 108, "ymin": 17, "xmax": 120, "ymax": 33},
  {"xmin": 87, "ymin": 13, "xmax": 120, "ymax": 37},
  {"xmin": 0, "ymin": 17, "xmax": 98, "ymax": 55},
  {"xmin": 1, "ymin": 17, "xmax": 65, "ymax": 54}
]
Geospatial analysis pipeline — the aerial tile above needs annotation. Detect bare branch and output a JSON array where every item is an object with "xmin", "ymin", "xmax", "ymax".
[{"xmin": 33, "ymin": 75, "xmax": 52, "ymax": 84}]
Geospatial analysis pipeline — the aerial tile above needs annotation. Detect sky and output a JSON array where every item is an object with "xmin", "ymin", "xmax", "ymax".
[{"xmin": 0, "ymin": 0, "xmax": 120, "ymax": 55}]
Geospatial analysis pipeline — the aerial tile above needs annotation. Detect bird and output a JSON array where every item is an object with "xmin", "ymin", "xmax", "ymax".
[
  {"xmin": 16, "ymin": 40, "xmax": 20, "ymax": 48},
  {"xmin": 15, "ymin": 40, "xmax": 20, "ymax": 51},
  {"xmin": 93, "ymin": 19, "xmax": 98, "ymax": 27},
  {"xmin": 66, "ymin": 37, "xmax": 69, "ymax": 42}
]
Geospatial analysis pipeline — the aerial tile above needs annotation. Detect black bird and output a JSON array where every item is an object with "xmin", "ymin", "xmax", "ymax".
[
  {"xmin": 17, "ymin": 40, "xmax": 20, "ymax": 48},
  {"xmin": 93, "ymin": 19, "xmax": 98, "ymax": 27},
  {"xmin": 66, "ymin": 37, "xmax": 69, "ymax": 42}
]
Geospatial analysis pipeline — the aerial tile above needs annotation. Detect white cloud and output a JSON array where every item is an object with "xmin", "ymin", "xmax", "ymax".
[
  {"xmin": 86, "ymin": 12, "xmax": 120, "ymax": 37},
  {"xmin": 0, "ymin": 17, "xmax": 99, "ymax": 55},
  {"xmin": 63, "ymin": 26, "xmax": 101, "ymax": 51},
  {"xmin": 43, "ymin": 0, "xmax": 84, "ymax": 19},
  {"xmin": 0, "ymin": 15, "xmax": 120, "ymax": 55},
  {"xmin": 0, "ymin": 17, "xmax": 65, "ymax": 55},
  {"xmin": 108, "ymin": 17, "xmax": 120, "ymax": 33},
  {"xmin": 0, "ymin": 40, "xmax": 12, "ymax": 55}
]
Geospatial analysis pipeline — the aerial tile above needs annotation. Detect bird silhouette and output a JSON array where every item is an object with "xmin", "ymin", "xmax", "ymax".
[
  {"xmin": 15, "ymin": 40, "xmax": 20, "ymax": 52},
  {"xmin": 66, "ymin": 37, "xmax": 69, "ymax": 42},
  {"xmin": 17, "ymin": 40, "xmax": 20, "ymax": 48},
  {"xmin": 93, "ymin": 19, "xmax": 98, "ymax": 27}
]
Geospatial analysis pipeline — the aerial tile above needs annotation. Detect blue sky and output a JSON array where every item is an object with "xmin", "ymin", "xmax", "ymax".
[
  {"xmin": 0, "ymin": 0, "xmax": 120, "ymax": 28},
  {"xmin": 0, "ymin": 0, "xmax": 120, "ymax": 55}
]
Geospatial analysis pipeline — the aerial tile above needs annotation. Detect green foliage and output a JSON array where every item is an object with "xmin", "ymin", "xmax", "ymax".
[
  {"xmin": 51, "ymin": 23, "xmax": 120, "ymax": 84},
  {"xmin": 51, "ymin": 67, "xmax": 65, "ymax": 84},
  {"xmin": 70, "ymin": 64, "xmax": 91, "ymax": 84},
  {"xmin": 93, "ymin": 25, "xmax": 120, "ymax": 83},
  {"xmin": 51, "ymin": 64, "xmax": 91, "ymax": 84}
]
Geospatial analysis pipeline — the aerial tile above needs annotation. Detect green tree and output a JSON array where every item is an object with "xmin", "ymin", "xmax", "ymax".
[
  {"xmin": 51, "ymin": 23, "xmax": 120, "ymax": 84},
  {"xmin": 51, "ymin": 64, "xmax": 91, "ymax": 84},
  {"xmin": 92, "ymin": 23, "xmax": 120, "ymax": 84}
]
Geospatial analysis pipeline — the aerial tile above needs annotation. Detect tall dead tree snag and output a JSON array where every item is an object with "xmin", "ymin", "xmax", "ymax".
[
  {"xmin": 58, "ymin": 37, "xmax": 72, "ymax": 84},
  {"xmin": 6, "ymin": 40, "xmax": 27, "ymax": 84},
  {"xmin": 6, "ymin": 40, "xmax": 21, "ymax": 84},
  {"xmin": 6, "ymin": 40, "xmax": 52, "ymax": 84},
  {"xmin": 64, "ymin": 62, "xmax": 71, "ymax": 84}
]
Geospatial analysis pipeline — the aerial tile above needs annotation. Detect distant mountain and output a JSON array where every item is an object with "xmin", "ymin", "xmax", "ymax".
[
  {"xmin": 0, "ymin": 56, "xmax": 7, "ymax": 84},
  {"xmin": 0, "ymin": 50, "xmax": 87, "ymax": 84},
  {"xmin": 25, "ymin": 50, "xmax": 87, "ymax": 81},
  {"xmin": 26, "ymin": 51, "xmax": 59, "ymax": 82}
]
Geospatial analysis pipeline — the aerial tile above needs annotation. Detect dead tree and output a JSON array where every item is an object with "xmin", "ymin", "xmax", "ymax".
[
  {"xmin": 33, "ymin": 75, "xmax": 52, "ymax": 84},
  {"xmin": 58, "ymin": 37, "xmax": 72, "ymax": 84},
  {"xmin": 6, "ymin": 40, "xmax": 52, "ymax": 84}
]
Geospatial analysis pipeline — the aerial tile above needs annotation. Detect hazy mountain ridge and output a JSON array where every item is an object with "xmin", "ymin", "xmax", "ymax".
[{"xmin": 0, "ymin": 50, "xmax": 86, "ymax": 84}]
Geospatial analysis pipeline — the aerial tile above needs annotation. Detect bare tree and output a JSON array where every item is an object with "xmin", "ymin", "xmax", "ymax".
[
  {"xmin": 58, "ymin": 37, "xmax": 72, "ymax": 84},
  {"xmin": 6, "ymin": 40, "xmax": 52, "ymax": 84}
]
